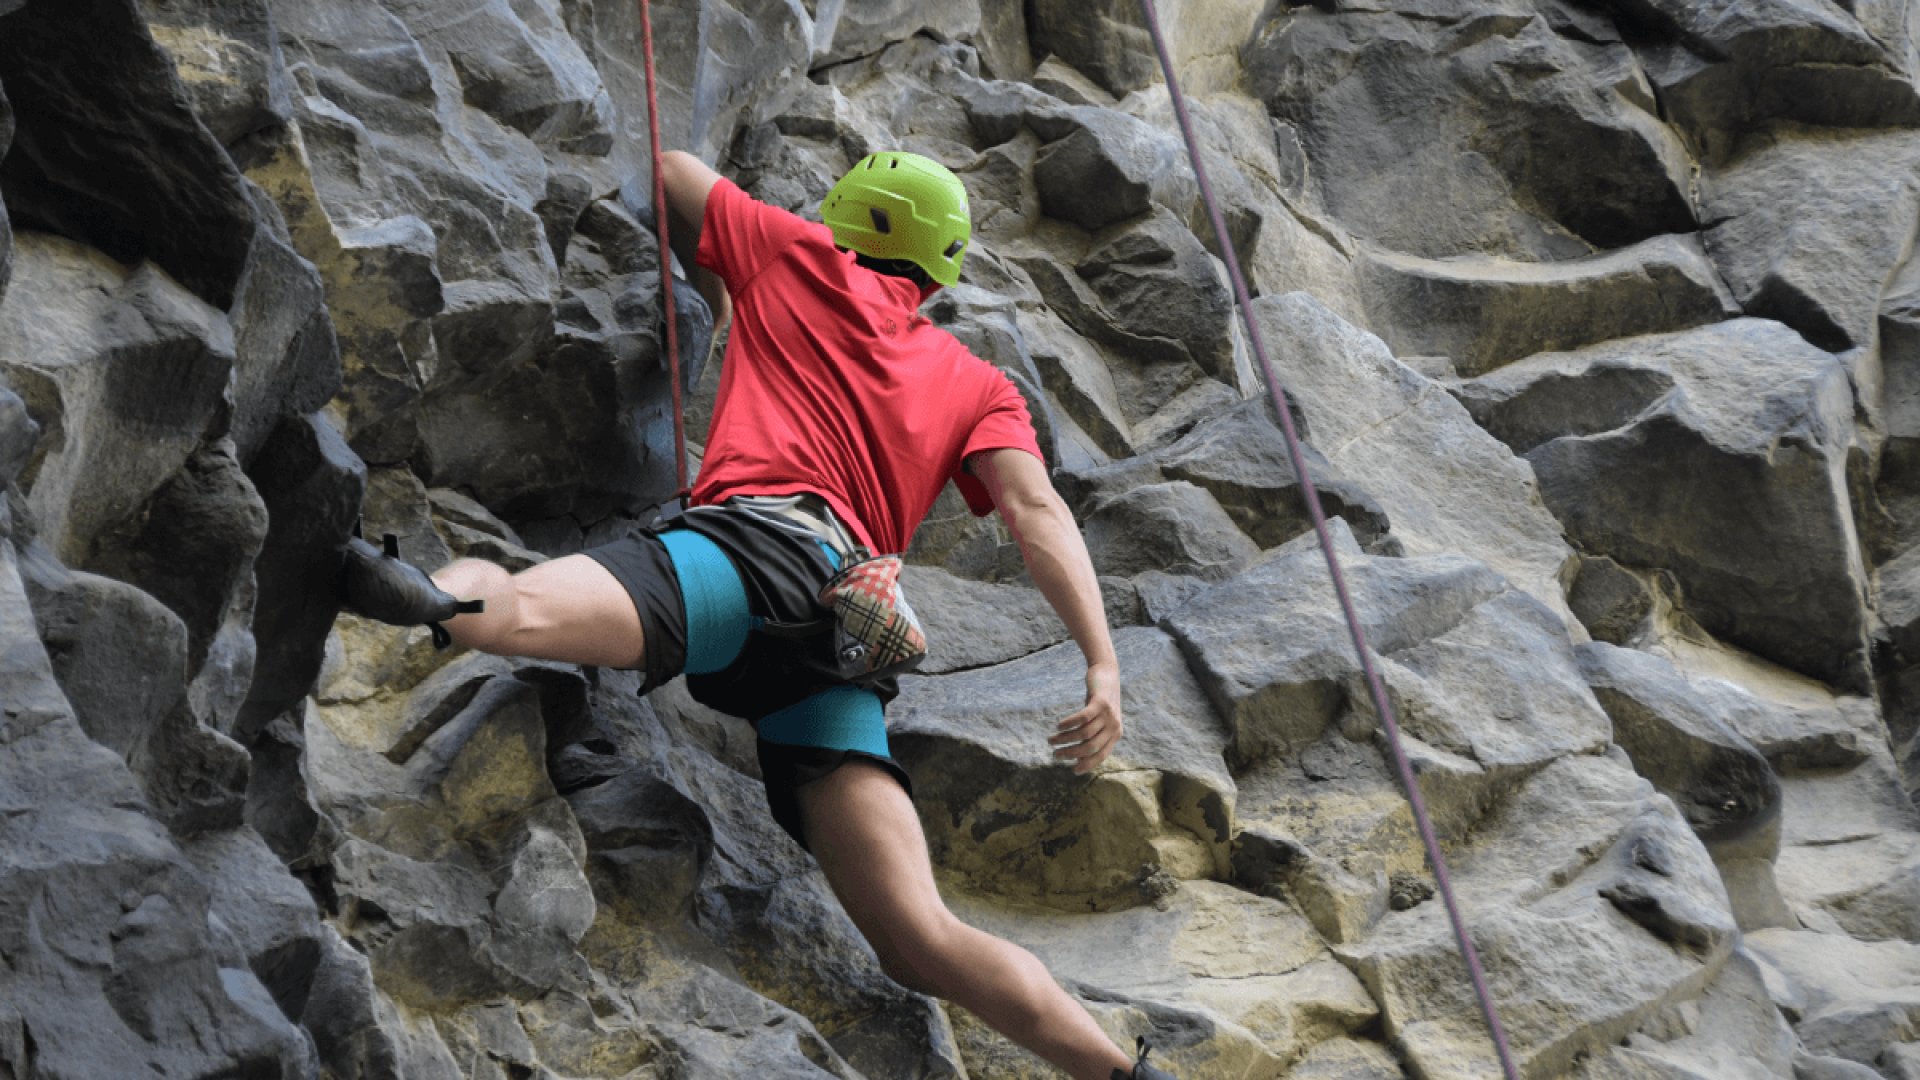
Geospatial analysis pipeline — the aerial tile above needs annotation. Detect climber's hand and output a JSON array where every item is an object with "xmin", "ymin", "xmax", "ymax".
[{"xmin": 1050, "ymin": 662, "xmax": 1122, "ymax": 775}]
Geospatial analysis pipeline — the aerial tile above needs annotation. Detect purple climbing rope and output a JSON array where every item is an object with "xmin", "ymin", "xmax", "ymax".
[{"xmin": 1132, "ymin": 3, "xmax": 1522, "ymax": 1076}]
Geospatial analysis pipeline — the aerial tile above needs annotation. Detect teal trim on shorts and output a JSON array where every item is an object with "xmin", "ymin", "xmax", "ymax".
[
  {"xmin": 758, "ymin": 686, "xmax": 889, "ymax": 758},
  {"xmin": 658, "ymin": 529, "xmax": 751, "ymax": 675}
]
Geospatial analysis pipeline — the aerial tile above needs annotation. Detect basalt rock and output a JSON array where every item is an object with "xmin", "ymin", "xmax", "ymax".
[{"xmin": 1460, "ymin": 319, "xmax": 1869, "ymax": 688}]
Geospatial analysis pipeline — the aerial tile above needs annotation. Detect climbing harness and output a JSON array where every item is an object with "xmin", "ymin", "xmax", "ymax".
[
  {"xmin": 637, "ymin": 0, "xmax": 690, "ymax": 507},
  {"xmin": 1133, "ymin": 2, "xmax": 1522, "ymax": 1076}
]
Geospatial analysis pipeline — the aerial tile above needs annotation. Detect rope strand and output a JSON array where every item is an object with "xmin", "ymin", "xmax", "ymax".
[
  {"xmin": 638, "ymin": 0, "xmax": 689, "ymax": 502},
  {"xmin": 1132, "ymin": 3, "xmax": 1521, "ymax": 1075}
]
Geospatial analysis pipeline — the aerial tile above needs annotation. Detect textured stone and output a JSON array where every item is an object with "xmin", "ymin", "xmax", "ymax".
[
  {"xmin": 1594, "ymin": 0, "xmax": 1920, "ymax": 157},
  {"xmin": 1251, "ymin": 293, "xmax": 1578, "ymax": 628},
  {"xmin": 891, "ymin": 627, "xmax": 1234, "ymax": 910},
  {"xmin": 1246, "ymin": 5, "xmax": 1696, "ymax": 260},
  {"xmin": 1359, "ymin": 235, "xmax": 1738, "ymax": 377},
  {"xmin": 1701, "ymin": 128, "xmax": 1920, "ymax": 352},
  {"xmin": 1156, "ymin": 396, "xmax": 1392, "ymax": 551},
  {"xmin": 1749, "ymin": 929, "xmax": 1920, "ymax": 1070},
  {"xmin": 0, "ymin": 0, "xmax": 257, "ymax": 308},
  {"xmin": 1341, "ymin": 754, "xmax": 1737, "ymax": 1080},
  {"xmin": 1578, "ymin": 642, "xmax": 1783, "ymax": 855},
  {"xmin": 0, "ymin": 233, "xmax": 234, "ymax": 569},
  {"xmin": 1081, "ymin": 480, "xmax": 1260, "ymax": 580},
  {"xmin": 136, "ymin": 0, "xmax": 292, "ymax": 146},
  {"xmin": 1461, "ymin": 320, "xmax": 1868, "ymax": 687},
  {"xmin": 239, "ymin": 411, "xmax": 365, "ymax": 743}
]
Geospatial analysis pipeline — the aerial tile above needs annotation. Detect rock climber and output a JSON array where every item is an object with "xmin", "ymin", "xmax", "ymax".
[{"xmin": 342, "ymin": 148, "xmax": 1177, "ymax": 1080}]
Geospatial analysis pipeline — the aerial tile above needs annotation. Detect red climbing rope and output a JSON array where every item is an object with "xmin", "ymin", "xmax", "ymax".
[
  {"xmin": 638, "ymin": 0, "xmax": 690, "ymax": 502},
  {"xmin": 1132, "ymin": 3, "xmax": 1522, "ymax": 1076}
]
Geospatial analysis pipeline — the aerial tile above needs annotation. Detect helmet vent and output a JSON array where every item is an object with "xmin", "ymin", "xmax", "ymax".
[
  {"xmin": 869, "ymin": 208, "xmax": 892, "ymax": 234},
  {"xmin": 943, "ymin": 239, "xmax": 964, "ymax": 258}
]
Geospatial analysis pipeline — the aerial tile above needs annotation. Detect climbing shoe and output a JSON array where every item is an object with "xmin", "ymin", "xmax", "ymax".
[
  {"xmin": 1112, "ymin": 1037, "xmax": 1177, "ymax": 1080},
  {"xmin": 340, "ymin": 531, "xmax": 482, "ymax": 648}
]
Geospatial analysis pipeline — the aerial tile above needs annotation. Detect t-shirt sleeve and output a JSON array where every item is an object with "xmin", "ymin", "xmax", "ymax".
[
  {"xmin": 695, "ymin": 176, "xmax": 811, "ymax": 294},
  {"xmin": 952, "ymin": 369, "xmax": 1046, "ymax": 516}
]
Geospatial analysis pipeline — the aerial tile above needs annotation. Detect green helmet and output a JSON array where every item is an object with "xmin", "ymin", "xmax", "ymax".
[{"xmin": 822, "ymin": 152, "xmax": 970, "ymax": 288}]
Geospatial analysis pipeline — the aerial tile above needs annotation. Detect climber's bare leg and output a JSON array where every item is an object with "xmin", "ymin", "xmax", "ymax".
[
  {"xmin": 799, "ymin": 761, "xmax": 1135, "ymax": 1080},
  {"xmin": 431, "ymin": 555, "xmax": 645, "ymax": 669}
]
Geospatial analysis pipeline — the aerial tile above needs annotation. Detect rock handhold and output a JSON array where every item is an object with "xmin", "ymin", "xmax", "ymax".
[
  {"xmin": 1032, "ymin": 107, "xmax": 1193, "ymax": 232},
  {"xmin": 1358, "ymin": 234, "xmax": 1739, "ymax": 377},
  {"xmin": 0, "ymin": 234, "xmax": 235, "ymax": 570},
  {"xmin": 1156, "ymin": 396, "xmax": 1392, "ymax": 551},
  {"xmin": 1701, "ymin": 127, "xmax": 1920, "ymax": 352},
  {"xmin": 1578, "ymin": 642, "xmax": 1783, "ymax": 855},
  {"xmin": 1460, "ymin": 319, "xmax": 1869, "ymax": 688},
  {"xmin": 1251, "ymin": 293, "xmax": 1579, "ymax": 628},
  {"xmin": 1340, "ymin": 755, "xmax": 1736, "ymax": 1080},
  {"xmin": 1245, "ymin": 6, "xmax": 1696, "ymax": 259},
  {"xmin": 890, "ymin": 627, "xmax": 1234, "ymax": 911},
  {"xmin": 1081, "ymin": 480, "xmax": 1261, "ymax": 581}
]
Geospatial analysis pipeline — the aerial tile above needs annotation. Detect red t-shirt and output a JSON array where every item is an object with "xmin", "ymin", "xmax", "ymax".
[{"xmin": 691, "ymin": 177, "xmax": 1043, "ymax": 555}]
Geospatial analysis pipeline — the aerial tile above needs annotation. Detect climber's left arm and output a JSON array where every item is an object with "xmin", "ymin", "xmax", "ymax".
[{"xmin": 659, "ymin": 150, "xmax": 731, "ymax": 331}]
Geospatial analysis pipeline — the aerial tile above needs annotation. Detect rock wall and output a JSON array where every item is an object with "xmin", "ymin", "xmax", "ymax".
[{"xmin": 3, "ymin": 0, "xmax": 1920, "ymax": 1077}]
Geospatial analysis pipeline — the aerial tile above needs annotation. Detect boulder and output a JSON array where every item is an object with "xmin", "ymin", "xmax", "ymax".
[
  {"xmin": 1749, "ymin": 928, "xmax": 1920, "ymax": 1071},
  {"xmin": 1567, "ymin": 556, "xmax": 1657, "ymax": 646},
  {"xmin": 1593, "ymin": 0, "xmax": 1920, "ymax": 157},
  {"xmin": 238, "ymin": 411, "xmax": 365, "ymax": 743},
  {"xmin": 0, "ymin": 545, "xmax": 314, "ymax": 1078},
  {"xmin": 1701, "ymin": 127, "xmax": 1920, "ymax": 352},
  {"xmin": 950, "ymin": 880, "xmax": 1379, "ymax": 1077},
  {"xmin": 0, "ymin": 234, "xmax": 235, "ymax": 570},
  {"xmin": 1164, "ymin": 521, "xmax": 1608, "ymax": 789},
  {"xmin": 1081, "ymin": 481, "xmax": 1261, "ymax": 580},
  {"xmin": 1358, "ymin": 235, "xmax": 1739, "ymax": 377},
  {"xmin": 134, "ymin": 0, "xmax": 292, "ymax": 147},
  {"xmin": 1340, "ymin": 754, "xmax": 1737, "ymax": 1080},
  {"xmin": 0, "ymin": 0, "xmax": 257, "ymax": 308},
  {"xmin": 1251, "ymin": 293, "xmax": 1578, "ymax": 628},
  {"xmin": 1578, "ymin": 642, "xmax": 1783, "ymax": 856},
  {"xmin": 1155, "ymin": 396, "xmax": 1392, "ymax": 551},
  {"xmin": 1459, "ymin": 319, "xmax": 1869, "ymax": 687},
  {"xmin": 891, "ymin": 627, "xmax": 1235, "ymax": 910},
  {"xmin": 1570, "ymin": 948, "xmax": 1798, "ymax": 1080},
  {"xmin": 1032, "ymin": 107, "xmax": 1193, "ymax": 232},
  {"xmin": 1245, "ymin": 5, "xmax": 1695, "ymax": 260}
]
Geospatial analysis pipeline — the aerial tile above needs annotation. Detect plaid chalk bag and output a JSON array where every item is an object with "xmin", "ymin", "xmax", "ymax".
[{"xmin": 817, "ymin": 554, "xmax": 928, "ymax": 681}]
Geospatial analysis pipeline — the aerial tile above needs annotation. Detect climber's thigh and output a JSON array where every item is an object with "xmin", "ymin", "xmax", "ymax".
[
  {"xmin": 496, "ymin": 553, "xmax": 651, "ymax": 670},
  {"xmin": 799, "ymin": 759, "xmax": 954, "ymax": 971}
]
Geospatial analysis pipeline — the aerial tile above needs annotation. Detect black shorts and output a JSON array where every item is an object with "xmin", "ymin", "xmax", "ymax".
[{"xmin": 582, "ymin": 505, "xmax": 911, "ymax": 849}]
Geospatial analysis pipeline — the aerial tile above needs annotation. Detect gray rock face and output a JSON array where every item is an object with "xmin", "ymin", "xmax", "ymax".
[
  {"xmin": 1578, "ymin": 642, "xmax": 1784, "ymax": 855},
  {"xmin": 1460, "ymin": 320, "xmax": 1869, "ymax": 687},
  {"xmin": 5, "ymin": 0, "xmax": 1917, "ymax": 1074},
  {"xmin": 892, "ymin": 627, "xmax": 1234, "ymax": 911},
  {"xmin": 1701, "ymin": 127, "xmax": 1920, "ymax": 352},
  {"xmin": 1359, "ymin": 235, "xmax": 1739, "ymax": 377},
  {"xmin": 0, "ymin": 0, "xmax": 257, "ymax": 308},
  {"xmin": 0, "ymin": 234, "xmax": 235, "ymax": 570},
  {"xmin": 1341, "ymin": 754, "xmax": 1737, "ymax": 1080},
  {"xmin": 1252, "ymin": 293, "xmax": 1579, "ymax": 628},
  {"xmin": 1245, "ymin": 4, "xmax": 1695, "ymax": 260},
  {"xmin": 1595, "ymin": 0, "xmax": 1920, "ymax": 157}
]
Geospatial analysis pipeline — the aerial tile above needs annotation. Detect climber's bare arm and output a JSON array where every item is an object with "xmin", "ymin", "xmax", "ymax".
[
  {"xmin": 659, "ymin": 150, "xmax": 732, "ymax": 331},
  {"xmin": 970, "ymin": 447, "xmax": 1123, "ymax": 774}
]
